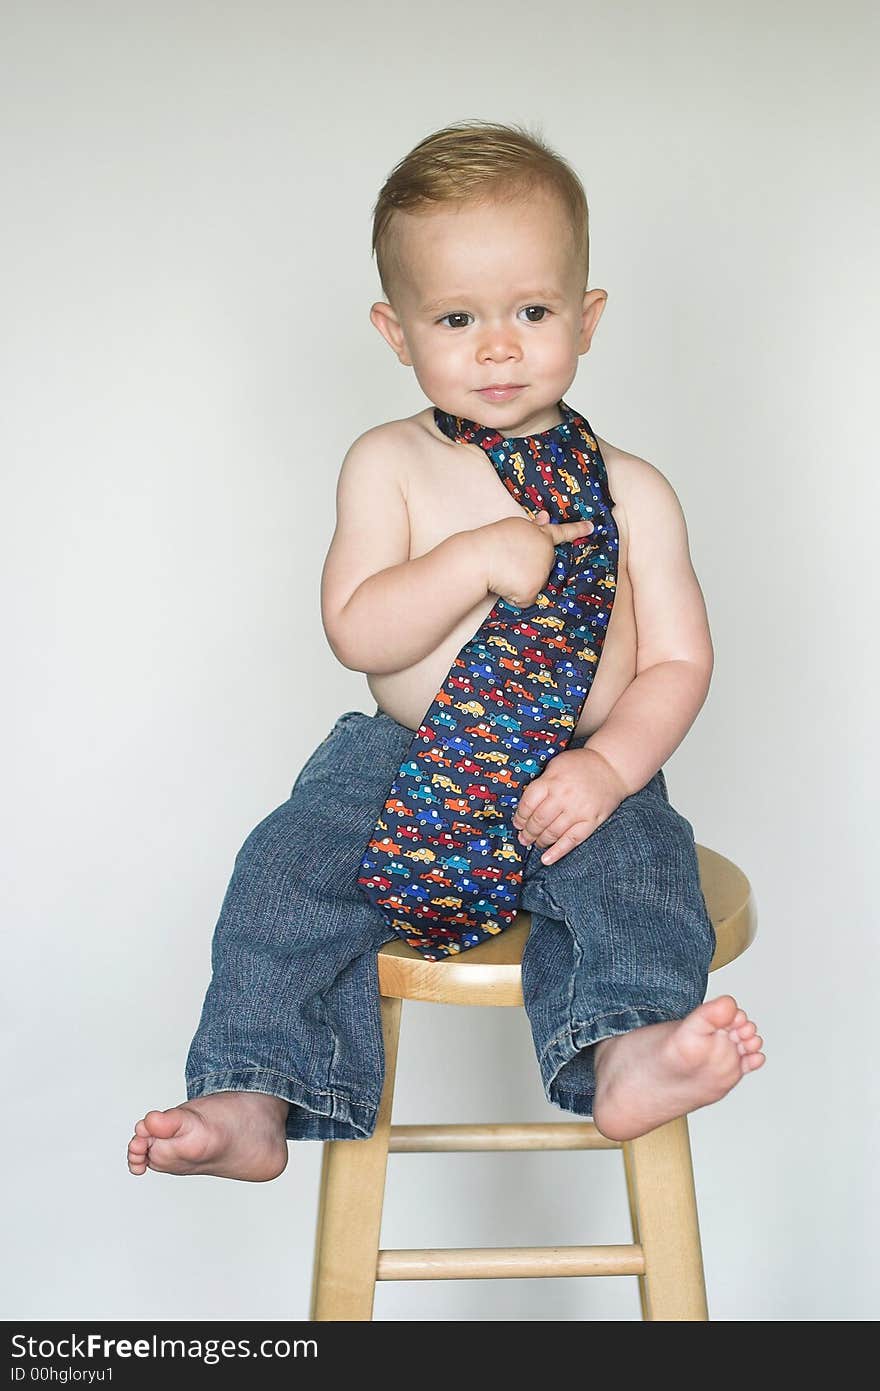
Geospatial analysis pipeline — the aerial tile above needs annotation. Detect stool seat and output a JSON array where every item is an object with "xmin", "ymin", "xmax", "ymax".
[
  {"xmin": 378, "ymin": 843, "xmax": 755, "ymax": 1004},
  {"xmin": 311, "ymin": 842, "xmax": 757, "ymax": 1321}
]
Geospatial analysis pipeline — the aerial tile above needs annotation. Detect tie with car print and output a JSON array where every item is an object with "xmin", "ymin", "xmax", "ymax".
[{"xmin": 357, "ymin": 399, "xmax": 619, "ymax": 961}]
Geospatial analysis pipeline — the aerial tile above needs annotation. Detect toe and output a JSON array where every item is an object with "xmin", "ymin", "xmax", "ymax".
[
  {"xmin": 729, "ymin": 1020, "xmax": 756, "ymax": 1042},
  {"xmin": 698, "ymin": 995, "xmax": 740, "ymax": 1031},
  {"xmin": 144, "ymin": 1107, "xmax": 188, "ymax": 1139}
]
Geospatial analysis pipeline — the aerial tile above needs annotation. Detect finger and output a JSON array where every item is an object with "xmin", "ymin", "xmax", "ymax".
[
  {"xmin": 540, "ymin": 803, "xmax": 605, "ymax": 850},
  {"xmin": 532, "ymin": 808, "xmax": 579, "ymax": 848},
  {"xmin": 550, "ymin": 520, "xmax": 594, "ymax": 540},
  {"xmin": 513, "ymin": 785, "xmax": 550, "ymax": 830},
  {"xmin": 516, "ymin": 797, "xmax": 558, "ymax": 844},
  {"xmin": 539, "ymin": 821, "xmax": 592, "ymax": 865},
  {"xmin": 514, "ymin": 805, "xmax": 547, "ymax": 840},
  {"xmin": 513, "ymin": 810, "xmax": 541, "ymax": 841}
]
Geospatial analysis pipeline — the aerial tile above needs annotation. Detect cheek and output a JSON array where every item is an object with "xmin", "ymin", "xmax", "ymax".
[
  {"xmin": 411, "ymin": 328, "xmax": 450, "ymax": 364},
  {"xmin": 546, "ymin": 324, "xmax": 578, "ymax": 359},
  {"xmin": 411, "ymin": 336, "xmax": 464, "ymax": 386},
  {"xmin": 407, "ymin": 333, "xmax": 445, "ymax": 380}
]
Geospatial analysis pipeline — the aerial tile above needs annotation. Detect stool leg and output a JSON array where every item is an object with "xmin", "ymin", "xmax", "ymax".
[
  {"xmin": 621, "ymin": 1142, "xmax": 649, "ymax": 1321},
  {"xmin": 623, "ymin": 1115, "xmax": 709, "ymax": 1320},
  {"xmin": 309, "ymin": 994, "xmax": 402, "ymax": 1321}
]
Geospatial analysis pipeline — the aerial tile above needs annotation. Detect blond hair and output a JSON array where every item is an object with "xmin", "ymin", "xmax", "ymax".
[{"xmin": 371, "ymin": 119, "xmax": 590, "ymax": 305}]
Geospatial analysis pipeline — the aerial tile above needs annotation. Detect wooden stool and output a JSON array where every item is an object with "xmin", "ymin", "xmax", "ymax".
[{"xmin": 310, "ymin": 845, "xmax": 756, "ymax": 1321}]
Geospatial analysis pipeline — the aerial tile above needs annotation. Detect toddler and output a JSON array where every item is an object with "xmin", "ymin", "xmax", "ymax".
[{"xmin": 128, "ymin": 120, "xmax": 764, "ymax": 1181}]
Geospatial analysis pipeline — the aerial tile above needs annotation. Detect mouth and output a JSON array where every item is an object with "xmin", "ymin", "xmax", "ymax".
[{"xmin": 476, "ymin": 385, "xmax": 525, "ymax": 401}]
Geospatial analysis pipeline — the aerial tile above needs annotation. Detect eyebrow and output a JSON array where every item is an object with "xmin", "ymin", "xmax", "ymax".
[{"xmin": 419, "ymin": 290, "xmax": 566, "ymax": 313}]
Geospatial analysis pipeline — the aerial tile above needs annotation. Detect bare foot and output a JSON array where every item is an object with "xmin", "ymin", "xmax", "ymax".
[
  {"xmin": 591, "ymin": 995, "xmax": 765, "ymax": 1141},
  {"xmin": 127, "ymin": 1091, "xmax": 290, "ymax": 1181}
]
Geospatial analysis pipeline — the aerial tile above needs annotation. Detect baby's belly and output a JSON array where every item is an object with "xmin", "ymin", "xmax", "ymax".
[{"xmin": 367, "ymin": 575, "xmax": 638, "ymax": 738}]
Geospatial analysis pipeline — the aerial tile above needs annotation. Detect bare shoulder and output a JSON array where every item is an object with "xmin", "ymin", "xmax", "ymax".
[
  {"xmin": 595, "ymin": 436, "xmax": 712, "ymax": 670},
  {"xmin": 340, "ymin": 409, "xmax": 438, "ymax": 496},
  {"xmin": 595, "ymin": 435, "xmax": 688, "ymax": 535},
  {"xmin": 340, "ymin": 415, "xmax": 413, "ymax": 480}
]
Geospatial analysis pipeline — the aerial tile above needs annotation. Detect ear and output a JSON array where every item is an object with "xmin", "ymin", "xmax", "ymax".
[
  {"xmin": 369, "ymin": 302, "xmax": 413, "ymax": 367},
  {"xmin": 577, "ymin": 288, "xmax": 608, "ymax": 355}
]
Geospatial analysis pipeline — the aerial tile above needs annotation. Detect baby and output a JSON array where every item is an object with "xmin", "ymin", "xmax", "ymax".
[{"xmin": 128, "ymin": 120, "xmax": 764, "ymax": 1181}]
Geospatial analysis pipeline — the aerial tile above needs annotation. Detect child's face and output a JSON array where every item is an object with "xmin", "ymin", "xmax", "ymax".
[{"xmin": 371, "ymin": 187, "xmax": 606, "ymax": 435}]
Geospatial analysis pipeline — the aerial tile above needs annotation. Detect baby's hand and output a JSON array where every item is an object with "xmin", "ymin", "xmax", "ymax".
[
  {"xmin": 478, "ymin": 509, "xmax": 594, "ymax": 609},
  {"xmin": 512, "ymin": 747, "xmax": 629, "ymax": 865}
]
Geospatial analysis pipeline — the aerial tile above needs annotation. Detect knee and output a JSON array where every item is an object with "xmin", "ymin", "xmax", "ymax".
[
  {"xmin": 230, "ymin": 800, "xmax": 332, "ymax": 904},
  {"xmin": 599, "ymin": 783, "xmax": 696, "ymax": 865},
  {"xmin": 235, "ymin": 801, "xmax": 297, "ymax": 869},
  {"xmin": 540, "ymin": 784, "xmax": 696, "ymax": 899}
]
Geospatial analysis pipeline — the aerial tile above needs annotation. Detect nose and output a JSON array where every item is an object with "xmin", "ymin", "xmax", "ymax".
[{"xmin": 476, "ymin": 323, "xmax": 523, "ymax": 364}]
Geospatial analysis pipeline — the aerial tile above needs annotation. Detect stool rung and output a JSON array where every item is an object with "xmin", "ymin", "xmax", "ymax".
[
  {"xmin": 376, "ymin": 1244, "xmax": 645, "ymax": 1281},
  {"xmin": 388, "ymin": 1121, "xmax": 621, "ymax": 1152}
]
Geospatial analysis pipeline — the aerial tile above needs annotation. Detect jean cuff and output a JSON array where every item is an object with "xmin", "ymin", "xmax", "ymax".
[
  {"xmin": 186, "ymin": 1067, "xmax": 382, "ymax": 1142},
  {"xmin": 538, "ymin": 1006, "xmax": 677, "ymax": 1117}
]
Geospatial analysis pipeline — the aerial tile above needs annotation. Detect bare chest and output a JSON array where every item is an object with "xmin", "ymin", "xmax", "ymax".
[
  {"xmin": 407, "ymin": 407, "xmax": 631, "ymax": 599},
  {"xmin": 365, "ymin": 410, "xmax": 638, "ymax": 739}
]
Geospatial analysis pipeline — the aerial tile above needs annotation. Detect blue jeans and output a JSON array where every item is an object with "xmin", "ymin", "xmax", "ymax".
[{"xmin": 185, "ymin": 709, "xmax": 716, "ymax": 1140}]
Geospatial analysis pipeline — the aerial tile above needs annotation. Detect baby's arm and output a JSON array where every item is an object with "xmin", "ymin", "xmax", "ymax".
[
  {"xmin": 321, "ymin": 428, "xmax": 491, "ymax": 674},
  {"xmin": 582, "ymin": 458, "xmax": 715, "ymax": 796}
]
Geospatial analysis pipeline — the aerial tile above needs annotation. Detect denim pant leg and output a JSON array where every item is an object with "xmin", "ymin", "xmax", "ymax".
[
  {"xmin": 519, "ymin": 762, "xmax": 717, "ymax": 1119},
  {"xmin": 184, "ymin": 711, "xmax": 403, "ymax": 1142}
]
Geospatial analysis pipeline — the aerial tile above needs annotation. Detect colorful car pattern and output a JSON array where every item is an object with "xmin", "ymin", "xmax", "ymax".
[{"xmin": 357, "ymin": 399, "xmax": 619, "ymax": 961}]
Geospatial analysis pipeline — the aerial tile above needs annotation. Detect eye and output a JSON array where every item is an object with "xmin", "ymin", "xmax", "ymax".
[
  {"xmin": 519, "ymin": 305, "xmax": 549, "ymax": 323},
  {"xmin": 435, "ymin": 305, "xmax": 551, "ymax": 329}
]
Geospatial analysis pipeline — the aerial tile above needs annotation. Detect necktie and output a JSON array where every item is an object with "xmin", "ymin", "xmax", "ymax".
[{"xmin": 357, "ymin": 398, "xmax": 619, "ymax": 961}]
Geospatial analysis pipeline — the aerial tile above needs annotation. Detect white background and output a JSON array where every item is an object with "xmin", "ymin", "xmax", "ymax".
[{"xmin": 2, "ymin": 0, "xmax": 876, "ymax": 1320}]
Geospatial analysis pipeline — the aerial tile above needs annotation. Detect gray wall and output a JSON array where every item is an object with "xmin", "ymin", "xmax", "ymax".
[{"xmin": 3, "ymin": 0, "xmax": 876, "ymax": 1320}]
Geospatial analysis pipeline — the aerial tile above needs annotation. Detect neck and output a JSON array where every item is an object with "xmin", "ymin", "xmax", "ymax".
[{"xmin": 438, "ymin": 397, "xmax": 569, "ymax": 442}]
